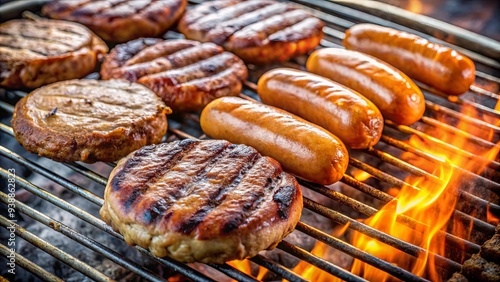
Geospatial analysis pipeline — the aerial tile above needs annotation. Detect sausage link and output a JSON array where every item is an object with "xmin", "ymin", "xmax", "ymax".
[
  {"xmin": 200, "ymin": 96, "xmax": 348, "ymax": 185},
  {"xmin": 343, "ymin": 23, "xmax": 475, "ymax": 96},
  {"xmin": 257, "ymin": 68, "xmax": 383, "ymax": 149},
  {"xmin": 306, "ymin": 48, "xmax": 425, "ymax": 125}
]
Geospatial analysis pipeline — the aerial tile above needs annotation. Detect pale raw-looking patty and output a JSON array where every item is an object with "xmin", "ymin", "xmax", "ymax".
[
  {"xmin": 11, "ymin": 79, "xmax": 171, "ymax": 163},
  {"xmin": 0, "ymin": 19, "xmax": 107, "ymax": 89},
  {"xmin": 100, "ymin": 139, "xmax": 303, "ymax": 263},
  {"xmin": 101, "ymin": 38, "xmax": 248, "ymax": 112},
  {"xmin": 42, "ymin": 0, "xmax": 187, "ymax": 42},
  {"xmin": 178, "ymin": 0, "xmax": 324, "ymax": 64}
]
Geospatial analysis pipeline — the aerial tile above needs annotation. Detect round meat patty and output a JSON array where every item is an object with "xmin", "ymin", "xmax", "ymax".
[
  {"xmin": 42, "ymin": 0, "xmax": 187, "ymax": 43},
  {"xmin": 100, "ymin": 139, "xmax": 303, "ymax": 263},
  {"xmin": 0, "ymin": 19, "xmax": 107, "ymax": 89},
  {"xmin": 11, "ymin": 79, "xmax": 171, "ymax": 163},
  {"xmin": 178, "ymin": 0, "xmax": 324, "ymax": 64},
  {"xmin": 101, "ymin": 38, "xmax": 248, "ymax": 112}
]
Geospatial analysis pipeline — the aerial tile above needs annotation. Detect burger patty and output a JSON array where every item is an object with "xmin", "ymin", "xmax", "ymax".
[
  {"xmin": 11, "ymin": 79, "xmax": 171, "ymax": 163},
  {"xmin": 42, "ymin": 0, "xmax": 187, "ymax": 43},
  {"xmin": 100, "ymin": 139, "xmax": 303, "ymax": 263},
  {"xmin": 178, "ymin": 0, "xmax": 324, "ymax": 64},
  {"xmin": 101, "ymin": 38, "xmax": 248, "ymax": 112},
  {"xmin": 0, "ymin": 19, "xmax": 107, "ymax": 89}
]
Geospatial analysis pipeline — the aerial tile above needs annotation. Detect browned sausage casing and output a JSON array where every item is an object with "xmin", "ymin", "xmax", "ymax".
[
  {"xmin": 257, "ymin": 68, "xmax": 383, "ymax": 149},
  {"xmin": 200, "ymin": 96, "xmax": 348, "ymax": 185},
  {"xmin": 343, "ymin": 23, "xmax": 475, "ymax": 96},
  {"xmin": 306, "ymin": 48, "xmax": 425, "ymax": 125}
]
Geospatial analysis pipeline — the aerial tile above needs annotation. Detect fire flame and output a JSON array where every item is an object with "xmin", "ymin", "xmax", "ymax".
[
  {"xmin": 352, "ymin": 168, "xmax": 372, "ymax": 182},
  {"xmin": 349, "ymin": 103, "xmax": 500, "ymax": 281}
]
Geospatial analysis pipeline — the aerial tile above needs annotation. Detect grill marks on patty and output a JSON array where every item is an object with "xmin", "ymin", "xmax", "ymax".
[
  {"xmin": 101, "ymin": 39, "xmax": 248, "ymax": 112},
  {"xmin": 0, "ymin": 20, "xmax": 92, "ymax": 58},
  {"xmin": 110, "ymin": 140, "xmax": 299, "ymax": 237},
  {"xmin": 43, "ymin": 0, "xmax": 187, "ymax": 42},
  {"xmin": 178, "ymin": 0, "xmax": 324, "ymax": 64}
]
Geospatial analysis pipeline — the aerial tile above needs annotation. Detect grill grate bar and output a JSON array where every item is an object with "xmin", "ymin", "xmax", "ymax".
[
  {"xmin": 0, "ymin": 244, "xmax": 64, "ymax": 282},
  {"xmin": 298, "ymin": 180, "xmax": 482, "ymax": 254},
  {"xmin": 380, "ymin": 135, "xmax": 500, "ymax": 193},
  {"xmin": 206, "ymin": 264, "xmax": 258, "ymax": 282},
  {"xmin": 295, "ymin": 221, "xmax": 430, "ymax": 282},
  {"xmin": 423, "ymin": 101, "xmax": 500, "ymax": 136},
  {"xmin": 419, "ymin": 116, "xmax": 499, "ymax": 151},
  {"xmin": 0, "ymin": 168, "xmax": 216, "ymax": 282},
  {"xmin": 249, "ymin": 255, "xmax": 308, "ymax": 282},
  {"xmin": 302, "ymin": 197, "xmax": 463, "ymax": 272},
  {"xmin": 0, "ymin": 215, "xmax": 112, "ymax": 282},
  {"xmin": 386, "ymin": 120, "xmax": 500, "ymax": 171},
  {"xmin": 277, "ymin": 240, "xmax": 367, "ymax": 282},
  {"xmin": 341, "ymin": 174, "xmax": 393, "ymax": 202},
  {"xmin": 0, "ymin": 145, "xmax": 103, "ymax": 206},
  {"xmin": 0, "ymin": 192, "xmax": 167, "ymax": 282}
]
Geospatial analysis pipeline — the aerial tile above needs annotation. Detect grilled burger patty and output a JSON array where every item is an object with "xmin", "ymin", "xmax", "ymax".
[
  {"xmin": 11, "ymin": 79, "xmax": 171, "ymax": 163},
  {"xmin": 0, "ymin": 19, "xmax": 107, "ymax": 89},
  {"xmin": 178, "ymin": 0, "xmax": 324, "ymax": 64},
  {"xmin": 42, "ymin": 0, "xmax": 187, "ymax": 43},
  {"xmin": 101, "ymin": 38, "xmax": 248, "ymax": 112},
  {"xmin": 100, "ymin": 139, "xmax": 303, "ymax": 263}
]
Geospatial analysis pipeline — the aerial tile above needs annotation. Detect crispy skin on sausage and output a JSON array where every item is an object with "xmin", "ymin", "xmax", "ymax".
[
  {"xmin": 306, "ymin": 48, "xmax": 425, "ymax": 125},
  {"xmin": 178, "ymin": 0, "xmax": 324, "ymax": 64},
  {"xmin": 0, "ymin": 19, "xmax": 107, "ymax": 89},
  {"xmin": 200, "ymin": 97, "xmax": 348, "ymax": 185},
  {"xmin": 100, "ymin": 139, "xmax": 303, "ymax": 263},
  {"xmin": 258, "ymin": 68, "xmax": 383, "ymax": 149},
  {"xmin": 43, "ymin": 0, "xmax": 187, "ymax": 43},
  {"xmin": 101, "ymin": 38, "xmax": 248, "ymax": 112},
  {"xmin": 343, "ymin": 23, "xmax": 475, "ymax": 95}
]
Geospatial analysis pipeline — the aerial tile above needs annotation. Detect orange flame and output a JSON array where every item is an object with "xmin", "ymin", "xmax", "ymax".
[
  {"xmin": 352, "ymin": 168, "xmax": 372, "ymax": 182},
  {"xmin": 349, "ymin": 103, "xmax": 500, "ymax": 281},
  {"xmin": 291, "ymin": 223, "xmax": 350, "ymax": 281},
  {"xmin": 406, "ymin": 0, "xmax": 424, "ymax": 14},
  {"xmin": 226, "ymin": 259, "xmax": 268, "ymax": 281}
]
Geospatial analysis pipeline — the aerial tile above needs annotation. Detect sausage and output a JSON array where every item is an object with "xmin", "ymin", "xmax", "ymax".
[
  {"xmin": 257, "ymin": 68, "xmax": 383, "ymax": 149},
  {"xmin": 306, "ymin": 48, "xmax": 425, "ymax": 125},
  {"xmin": 343, "ymin": 23, "xmax": 475, "ymax": 96},
  {"xmin": 200, "ymin": 96, "xmax": 348, "ymax": 185}
]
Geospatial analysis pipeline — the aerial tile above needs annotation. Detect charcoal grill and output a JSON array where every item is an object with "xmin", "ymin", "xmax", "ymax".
[{"xmin": 1, "ymin": 0, "xmax": 499, "ymax": 281}]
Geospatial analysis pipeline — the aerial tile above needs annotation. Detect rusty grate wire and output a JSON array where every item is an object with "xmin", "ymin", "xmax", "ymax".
[{"xmin": 1, "ymin": 0, "xmax": 500, "ymax": 281}]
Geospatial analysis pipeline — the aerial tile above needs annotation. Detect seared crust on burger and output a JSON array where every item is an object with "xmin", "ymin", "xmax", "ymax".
[
  {"xmin": 178, "ymin": 0, "xmax": 324, "ymax": 64},
  {"xmin": 11, "ymin": 79, "xmax": 170, "ymax": 163},
  {"xmin": 42, "ymin": 0, "xmax": 187, "ymax": 43},
  {"xmin": 100, "ymin": 139, "xmax": 303, "ymax": 263},
  {"xmin": 101, "ymin": 38, "xmax": 248, "ymax": 112},
  {"xmin": 0, "ymin": 19, "xmax": 107, "ymax": 89}
]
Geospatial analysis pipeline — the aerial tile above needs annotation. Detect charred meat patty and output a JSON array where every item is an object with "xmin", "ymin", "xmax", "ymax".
[
  {"xmin": 11, "ymin": 79, "xmax": 171, "ymax": 163},
  {"xmin": 100, "ymin": 139, "xmax": 303, "ymax": 263},
  {"xmin": 101, "ymin": 38, "xmax": 248, "ymax": 112},
  {"xmin": 178, "ymin": 0, "xmax": 324, "ymax": 64},
  {"xmin": 42, "ymin": 0, "xmax": 187, "ymax": 43},
  {"xmin": 0, "ymin": 19, "xmax": 107, "ymax": 89}
]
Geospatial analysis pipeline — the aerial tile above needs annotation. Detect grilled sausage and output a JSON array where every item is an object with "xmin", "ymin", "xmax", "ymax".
[
  {"xmin": 257, "ymin": 68, "xmax": 383, "ymax": 149},
  {"xmin": 343, "ymin": 23, "xmax": 475, "ymax": 95},
  {"xmin": 306, "ymin": 48, "xmax": 425, "ymax": 125},
  {"xmin": 200, "ymin": 97, "xmax": 348, "ymax": 185}
]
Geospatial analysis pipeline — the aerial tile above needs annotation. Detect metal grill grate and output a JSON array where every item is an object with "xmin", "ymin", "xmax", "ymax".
[{"xmin": 1, "ymin": 0, "xmax": 499, "ymax": 281}]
